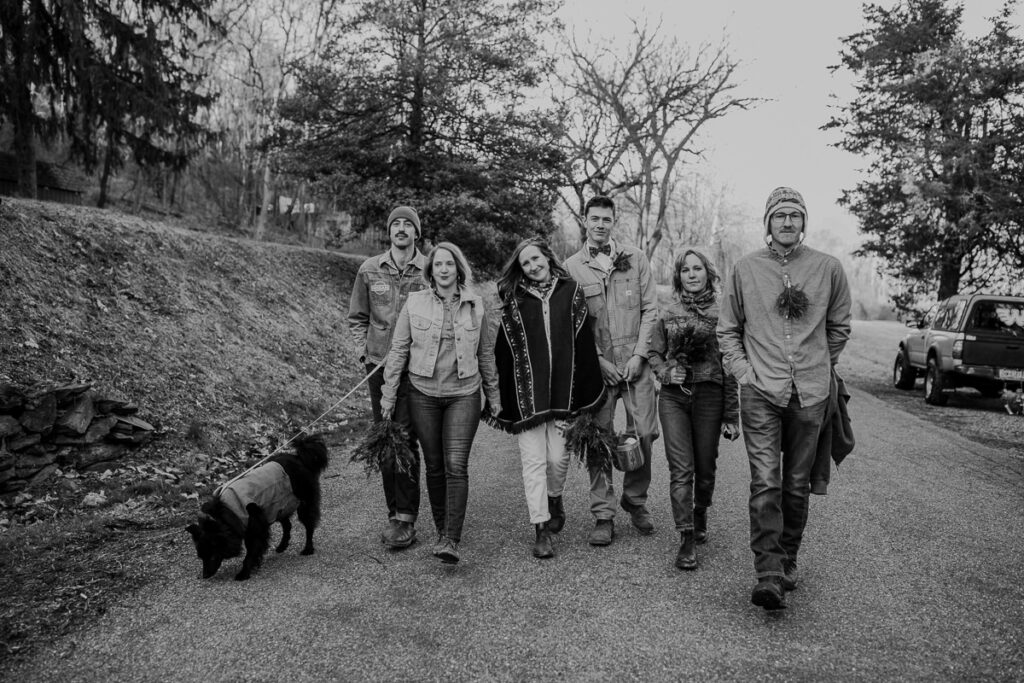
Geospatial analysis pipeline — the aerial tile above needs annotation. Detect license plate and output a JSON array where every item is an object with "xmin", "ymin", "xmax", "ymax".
[{"xmin": 999, "ymin": 368, "xmax": 1024, "ymax": 381}]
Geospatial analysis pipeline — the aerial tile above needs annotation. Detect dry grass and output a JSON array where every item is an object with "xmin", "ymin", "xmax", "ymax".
[{"xmin": 0, "ymin": 198, "xmax": 371, "ymax": 662}]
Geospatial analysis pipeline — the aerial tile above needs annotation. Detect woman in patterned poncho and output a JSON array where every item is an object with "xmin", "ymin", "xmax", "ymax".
[{"xmin": 486, "ymin": 237, "xmax": 605, "ymax": 559}]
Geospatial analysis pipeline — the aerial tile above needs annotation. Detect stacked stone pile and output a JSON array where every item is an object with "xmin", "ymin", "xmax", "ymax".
[{"xmin": 0, "ymin": 383, "xmax": 155, "ymax": 494}]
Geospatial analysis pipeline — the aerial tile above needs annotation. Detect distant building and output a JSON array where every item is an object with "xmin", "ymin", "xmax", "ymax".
[{"xmin": 0, "ymin": 152, "xmax": 87, "ymax": 205}]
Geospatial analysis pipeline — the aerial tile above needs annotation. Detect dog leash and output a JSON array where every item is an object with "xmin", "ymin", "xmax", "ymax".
[{"xmin": 213, "ymin": 358, "xmax": 386, "ymax": 495}]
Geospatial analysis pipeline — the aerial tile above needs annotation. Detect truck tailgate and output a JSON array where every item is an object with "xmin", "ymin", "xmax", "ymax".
[{"xmin": 962, "ymin": 334, "xmax": 1024, "ymax": 369}]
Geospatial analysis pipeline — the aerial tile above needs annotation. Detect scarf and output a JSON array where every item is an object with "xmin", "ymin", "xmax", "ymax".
[{"xmin": 678, "ymin": 286, "xmax": 717, "ymax": 312}]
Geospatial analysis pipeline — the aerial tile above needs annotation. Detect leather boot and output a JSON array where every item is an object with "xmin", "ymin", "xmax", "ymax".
[
  {"xmin": 693, "ymin": 507, "xmax": 708, "ymax": 544},
  {"xmin": 547, "ymin": 496, "xmax": 565, "ymax": 534},
  {"xmin": 533, "ymin": 523, "xmax": 554, "ymax": 559},
  {"xmin": 674, "ymin": 531, "xmax": 697, "ymax": 570}
]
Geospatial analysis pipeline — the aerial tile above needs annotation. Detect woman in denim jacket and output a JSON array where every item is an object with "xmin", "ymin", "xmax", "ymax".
[
  {"xmin": 648, "ymin": 248, "xmax": 739, "ymax": 571},
  {"xmin": 380, "ymin": 242, "xmax": 501, "ymax": 564}
]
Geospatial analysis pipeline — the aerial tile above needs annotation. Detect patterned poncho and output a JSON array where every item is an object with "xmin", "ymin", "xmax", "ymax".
[{"xmin": 487, "ymin": 278, "xmax": 605, "ymax": 434}]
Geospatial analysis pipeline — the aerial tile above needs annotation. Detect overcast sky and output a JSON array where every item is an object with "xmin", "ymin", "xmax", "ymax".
[{"xmin": 559, "ymin": 0, "xmax": 1020, "ymax": 245}]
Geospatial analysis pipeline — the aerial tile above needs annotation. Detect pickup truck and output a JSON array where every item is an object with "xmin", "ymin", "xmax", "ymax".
[{"xmin": 893, "ymin": 294, "xmax": 1024, "ymax": 405}]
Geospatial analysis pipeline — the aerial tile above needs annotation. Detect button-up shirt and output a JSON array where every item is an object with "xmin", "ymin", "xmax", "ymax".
[{"xmin": 717, "ymin": 244, "xmax": 852, "ymax": 408}]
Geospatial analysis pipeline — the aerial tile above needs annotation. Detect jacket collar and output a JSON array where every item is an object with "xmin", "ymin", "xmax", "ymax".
[
  {"xmin": 424, "ymin": 284, "xmax": 480, "ymax": 306},
  {"xmin": 379, "ymin": 248, "xmax": 426, "ymax": 273}
]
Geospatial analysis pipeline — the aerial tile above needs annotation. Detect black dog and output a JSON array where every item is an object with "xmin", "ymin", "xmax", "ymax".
[{"xmin": 186, "ymin": 434, "xmax": 329, "ymax": 580}]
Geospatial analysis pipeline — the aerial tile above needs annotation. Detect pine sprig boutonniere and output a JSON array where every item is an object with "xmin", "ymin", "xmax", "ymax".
[
  {"xmin": 611, "ymin": 251, "xmax": 632, "ymax": 273},
  {"xmin": 776, "ymin": 273, "xmax": 810, "ymax": 320}
]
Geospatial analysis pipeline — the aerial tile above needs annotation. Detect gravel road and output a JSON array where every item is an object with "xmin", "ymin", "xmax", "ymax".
[{"xmin": 6, "ymin": 324, "xmax": 1024, "ymax": 682}]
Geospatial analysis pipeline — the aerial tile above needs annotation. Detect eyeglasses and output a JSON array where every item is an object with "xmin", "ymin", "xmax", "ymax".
[{"xmin": 771, "ymin": 211, "xmax": 804, "ymax": 225}]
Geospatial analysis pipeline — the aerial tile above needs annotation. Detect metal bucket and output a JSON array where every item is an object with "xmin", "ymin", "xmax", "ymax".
[{"xmin": 612, "ymin": 432, "xmax": 643, "ymax": 472}]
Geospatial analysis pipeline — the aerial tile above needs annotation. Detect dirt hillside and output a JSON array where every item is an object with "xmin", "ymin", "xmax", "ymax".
[
  {"xmin": 1, "ymin": 197, "xmax": 368, "ymax": 456},
  {"xmin": 0, "ymin": 197, "xmax": 372, "ymax": 659}
]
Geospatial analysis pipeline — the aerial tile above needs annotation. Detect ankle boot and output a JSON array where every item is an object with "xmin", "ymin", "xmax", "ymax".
[
  {"xmin": 674, "ymin": 531, "xmax": 697, "ymax": 570},
  {"xmin": 547, "ymin": 496, "xmax": 565, "ymax": 533},
  {"xmin": 533, "ymin": 523, "xmax": 554, "ymax": 559},
  {"xmin": 693, "ymin": 507, "xmax": 708, "ymax": 544}
]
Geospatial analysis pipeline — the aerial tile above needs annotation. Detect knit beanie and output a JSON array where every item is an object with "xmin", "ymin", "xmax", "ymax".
[
  {"xmin": 763, "ymin": 186, "xmax": 807, "ymax": 235},
  {"xmin": 387, "ymin": 206, "xmax": 421, "ymax": 238}
]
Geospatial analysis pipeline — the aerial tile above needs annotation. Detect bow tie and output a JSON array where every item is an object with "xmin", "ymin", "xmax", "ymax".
[{"xmin": 589, "ymin": 244, "xmax": 611, "ymax": 257}]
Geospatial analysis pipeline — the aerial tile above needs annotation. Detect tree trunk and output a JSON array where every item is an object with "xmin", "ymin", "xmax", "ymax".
[
  {"xmin": 405, "ymin": 0, "xmax": 427, "ymax": 188},
  {"xmin": 937, "ymin": 254, "xmax": 962, "ymax": 301},
  {"xmin": 97, "ymin": 141, "xmax": 116, "ymax": 208},
  {"xmin": 254, "ymin": 157, "xmax": 272, "ymax": 240},
  {"xmin": 11, "ymin": 86, "xmax": 37, "ymax": 199},
  {"xmin": 133, "ymin": 165, "xmax": 144, "ymax": 214}
]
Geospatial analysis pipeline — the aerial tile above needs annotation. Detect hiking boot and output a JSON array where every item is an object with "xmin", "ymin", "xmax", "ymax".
[
  {"xmin": 547, "ymin": 496, "xmax": 565, "ymax": 534},
  {"xmin": 588, "ymin": 519, "xmax": 615, "ymax": 546},
  {"xmin": 622, "ymin": 501, "xmax": 654, "ymax": 535},
  {"xmin": 674, "ymin": 531, "xmax": 697, "ymax": 571},
  {"xmin": 533, "ymin": 523, "xmax": 554, "ymax": 559},
  {"xmin": 693, "ymin": 507, "xmax": 708, "ymax": 544},
  {"xmin": 385, "ymin": 521, "xmax": 416, "ymax": 549},
  {"xmin": 751, "ymin": 577, "xmax": 786, "ymax": 610},
  {"xmin": 782, "ymin": 559, "xmax": 799, "ymax": 591},
  {"xmin": 380, "ymin": 519, "xmax": 399, "ymax": 545},
  {"xmin": 434, "ymin": 536, "xmax": 461, "ymax": 564}
]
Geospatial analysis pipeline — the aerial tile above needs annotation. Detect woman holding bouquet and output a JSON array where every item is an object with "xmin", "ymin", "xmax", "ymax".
[
  {"xmin": 380, "ymin": 242, "xmax": 501, "ymax": 565},
  {"xmin": 487, "ymin": 237, "xmax": 605, "ymax": 559},
  {"xmin": 649, "ymin": 248, "xmax": 739, "ymax": 570}
]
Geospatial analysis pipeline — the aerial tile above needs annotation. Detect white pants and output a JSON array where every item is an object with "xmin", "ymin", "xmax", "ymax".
[{"xmin": 518, "ymin": 421, "xmax": 570, "ymax": 524}]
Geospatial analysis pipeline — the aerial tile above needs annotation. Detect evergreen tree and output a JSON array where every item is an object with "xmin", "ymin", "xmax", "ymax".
[
  {"xmin": 273, "ymin": 0, "xmax": 563, "ymax": 271},
  {"xmin": 0, "ymin": 0, "xmax": 218, "ymax": 204},
  {"xmin": 826, "ymin": 0, "xmax": 1024, "ymax": 311}
]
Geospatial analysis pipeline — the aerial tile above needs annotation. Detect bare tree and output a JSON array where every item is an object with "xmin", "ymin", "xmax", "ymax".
[
  {"xmin": 195, "ymin": 0, "xmax": 343, "ymax": 238},
  {"xmin": 558, "ymin": 21, "xmax": 758, "ymax": 259}
]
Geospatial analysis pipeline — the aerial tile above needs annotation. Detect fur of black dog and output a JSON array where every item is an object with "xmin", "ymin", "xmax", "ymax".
[{"xmin": 186, "ymin": 434, "xmax": 329, "ymax": 580}]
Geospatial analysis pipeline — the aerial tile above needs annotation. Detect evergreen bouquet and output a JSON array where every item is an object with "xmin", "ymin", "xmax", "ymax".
[
  {"xmin": 562, "ymin": 413, "xmax": 614, "ymax": 473},
  {"xmin": 350, "ymin": 419, "xmax": 416, "ymax": 477}
]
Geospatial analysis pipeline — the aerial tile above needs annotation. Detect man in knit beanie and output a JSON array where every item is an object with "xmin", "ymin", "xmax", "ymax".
[
  {"xmin": 717, "ymin": 186, "xmax": 852, "ymax": 610},
  {"xmin": 348, "ymin": 205, "xmax": 426, "ymax": 549}
]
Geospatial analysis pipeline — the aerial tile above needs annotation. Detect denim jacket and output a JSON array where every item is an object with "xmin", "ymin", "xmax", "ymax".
[
  {"xmin": 347, "ymin": 250, "xmax": 427, "ymax": 365},
  {"xmin": 380, "ymin": 286, "xmax": 500, "ymax": 415},
  {"xmin": 564, "ymin": 243, "xmax": 657, "ymax": 371}
]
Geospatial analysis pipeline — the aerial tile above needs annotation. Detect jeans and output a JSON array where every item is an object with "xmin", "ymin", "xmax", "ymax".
[
  {"xmin": 589, "ymin": 364, "xmax": 659, "ymax": 520},
  {"xmin": 741, "ymin": 385, "xmax": 826, "ymax": 579},
  {"xmin": 408, "ymin": 387, "xmax": 481, "ymax": 542},
  {"xmin": 658, "ymin": 382, "xmax": 724, "ymax": 532},
  {"xmin": 366, "ymin": 363, "xmax": 420, "ymax": 524},
  {"xmin": 518, "ymin": 421, "xmax": 570, "ymax": 524}
]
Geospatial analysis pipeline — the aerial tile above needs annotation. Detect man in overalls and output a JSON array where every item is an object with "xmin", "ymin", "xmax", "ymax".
[{"xmin": 565, "ymin": 196, "xmax": 659, "ymax": 546}]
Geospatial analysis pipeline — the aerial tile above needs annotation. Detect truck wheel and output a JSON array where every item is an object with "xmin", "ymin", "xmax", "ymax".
[
  {"xmin": 893, "ymin": 349, "xmax": 916, "ymax": 390},
  {"xmin": 924, "ymin": 357, "xmax": 949, "ymax": 406}
]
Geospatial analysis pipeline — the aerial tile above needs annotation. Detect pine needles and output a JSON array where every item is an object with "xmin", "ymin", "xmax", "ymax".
[
  {"xmin": 776, "ymin": 274, "xmax": 810, "ymax": 320},
  {"xmin": 349, "ymin": 420, "xmax": 416, "ymax": 477},
  {"xmin": 562, "ymin": 413, "xmax": 614, "ymax": 473}
]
